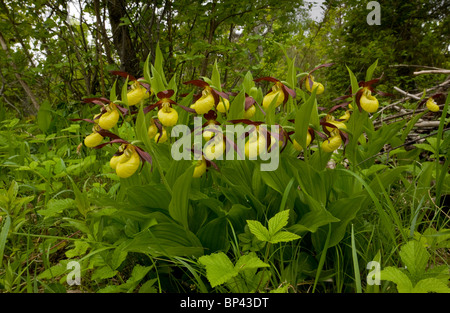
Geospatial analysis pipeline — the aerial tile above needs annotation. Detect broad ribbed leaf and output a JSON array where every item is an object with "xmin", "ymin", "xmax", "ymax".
[{"xmin": 168, "ymin": 165, "xmax": 194, "ymax": 228}]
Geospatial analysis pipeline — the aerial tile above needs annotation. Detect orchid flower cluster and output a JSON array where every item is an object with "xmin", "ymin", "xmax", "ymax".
[{"xmin": 76, "ymin": 58, "xmax": 442, "ymax": 180}]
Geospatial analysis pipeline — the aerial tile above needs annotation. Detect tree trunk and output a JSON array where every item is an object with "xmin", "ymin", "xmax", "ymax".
[
  {"xmin": 0, "ymin": 31, "xmax": 40, "ymax": 113},
  {"xmin": 106, "ymin": 0, "xmax": 140, "ymax": 76}
]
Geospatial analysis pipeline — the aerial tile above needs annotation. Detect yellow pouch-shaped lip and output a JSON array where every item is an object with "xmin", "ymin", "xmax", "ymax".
[
  {"xmin": 115, "ymin": 147, "xmax": 140, "ymax": 178},
  {"xmin": 338, "ymin": 110, "xmax": 351, "ymax": 122},
  {"xmin": 216, "ymin": 98, "xmax": 230, "ymax": 113},
  {"xmin": 306, "ymin": 80, "xmax": 324, "ymax": 95},
  {"xmin": 325, "ymin": 120, "xmax": 347, "ymax": 133},
  {"xmin": 99, "ymin": 107, "xmax": 120, "ymax": 130},
  {"xmin": 192, "ymin": 158, "xmax": 207, "ymax": 178},
  {"xmin": 84, "ymin": 132, "xmax": 104, "ymax": 147},
  {"xmin": 293, "ymin": 132, "xmax": 312, "ymax": 152},
  {"xmin": 157, "ymin": 107, "xmax": 178, "ymax": 127},
  {"xmin": 245, "ymin": 134, "xmax": 267, "ymax": 159},
  {"xmin": 194, "ymin": 93, "xmax": 215, "ymax": 114},
  {"xmin": 360, "ymin": 93, "xmax": 379, "ymax": 113},
  {"xmin": 148, "ymin": 123, "xmax": 158, "ymax": 139},
  {"xmin": 127, "ymin": 85, "xmax": 149, "ymax": 106},
  {"xmin": 243, "ymin": 105, "xmax": 256, "ymax": 119},
  {"xmin": 426, "ymin": 98, "xmax": 439, "ymax": 112},
  {"xmin": 204, "ymin": 138, "xmax": 225, "ymax": 160},
  {"xmin": 262, "ymin": 89, "xmax": 284, "ymax": 109},
  {"xmin": 155, "ymin": 128, "xmax": 168, "ymax": 143},
  {"xmin": 321, "ymin": 135, "xmax": 342, "ymax": 153}
]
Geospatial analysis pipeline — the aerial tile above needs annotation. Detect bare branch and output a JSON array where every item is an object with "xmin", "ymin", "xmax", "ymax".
[{"xmin": 413, "ymin": 69, "xmax": 450, "ymax": 75}]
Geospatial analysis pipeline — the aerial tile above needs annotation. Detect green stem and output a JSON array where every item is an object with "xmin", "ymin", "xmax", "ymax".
[{"xmin": 256, "ymin": 242, "xmax": 271, "ymax": 292}]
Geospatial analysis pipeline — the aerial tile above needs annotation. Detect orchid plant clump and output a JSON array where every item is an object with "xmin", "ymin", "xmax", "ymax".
[{"xmin": 69, "ymin": 47, "xmax": 448, "ymax": 293}]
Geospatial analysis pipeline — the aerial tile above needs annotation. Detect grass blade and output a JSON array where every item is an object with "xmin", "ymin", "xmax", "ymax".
[
  {"xmin": 312, "ymin": 223, "xmax": 331, "ymax": 293},
  {"xmin": 351, "ymin": 224, "xmax": 362, "ymax": 293},
  {"xmin": 0, "ymin": 215, "xmax": 11, "ymax": 268}
]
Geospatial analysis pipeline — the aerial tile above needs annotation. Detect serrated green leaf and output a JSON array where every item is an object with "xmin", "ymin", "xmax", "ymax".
[
  {"xmin": 399, "ymin": 240, "xmax": 430, "ymax": 280},
  {"xmin": 92, "ymin": 265, "xmax": 118, "ymax": 281},
  {"xmin": 234, "ymin": 252, "xmax": 269, "ymax": 272},
  {"xmin": 268, "ymin": 210, "xmax": 290, "ymax": 236},
  {"xmin": 380, "ymin": 266, "xmax": 413, "ymax": 293},
  {"xmin": 412, "ymin": 278, "xmax": 450, "ymax": 293},
  {"xmin": 37, "ymin": 198, "xmax": 76, "ymax": 218},
  {"xmin": 65, "ymin": 240, "xmax": 90, "ymax": 258},
  {"xmin": 246, "ymin": 220, "xmax": 270, "ymax": 242},
  {"xmin": 198, "ymin": 252, "xmax": 237, "ymax": 288},
  {"xmin": 269, "ymin": 231, "xmax": 301, "ymax": 244}
]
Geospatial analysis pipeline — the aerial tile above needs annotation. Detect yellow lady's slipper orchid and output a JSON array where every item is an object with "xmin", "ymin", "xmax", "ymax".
[
  {"xmin": 204, "ymin": 137, "xmax": 226, "ymax": 160},
  {"xmin": 203, "ymin": 121, "xmax": 218, "ymax": 141},
  {"xmin": 305, "ymin": 76, "xmax": 324, "ymax": 95},
  {"xmin": 147, "ymin": 123, "xmax": 158, "ymax": 139},
  {"xmin": 263, "ymin": 82, "xmax": 285, "ymax": 109},
  {"xmin": 243, "ymin": 105, "xmax": 256, "ymax": 119},
  {"xmin": 109, "ymin": 155, "xmax": 122, "ymax": 170},
  {"xmin": 193, "ymin": 87, "xmax": 215, "ymax": 114},
  {"xmin": 99, "ymin": 103, "xmax": 120, "ymax": 130},
  {"xmin": 321, "ymin": 135, "xmax": 342, "ymax": 153},
  {"xmin": 93, "ymin": 113, "xmax": 101, "ymax": 124},
  {"xmin": 325, "ymin": 120, "xmax": 347, "ymax": 133},
  {"xmin": 192, "ymin": 158, "xmax": 207, "ymax": 178},
  {"xmin": 127, "ymin": 82, "xmax": 150, "ymax": 106},
  {"xmin": 203, "ymin": 130, "xmax": 215, "ymax": 141},
  {"xmin": 360, "ymin": 89, "xmax": 379, "ymax": 113},
  {"xmin": 157, "ymin": 102, "xmax": 178, "ymax": 127},
  {"xmin": 426, "ymin": 97, "xmax": 439, "ymax": 112},
  {"xmin": 216, "ymin": 98, "xmax": 230, "ymax": 113},
  {"xmin": 155, "ymin": 127, "xmax": 168, "ymax": 143},
  {"xmin": 293, "ymin": 131, "xmax": 312, "ymax": 152},
  {"xmin": 115, "ymin": 145, "xmax": 140, "ymax": 178},
  {"xmin": 84, "ymin": 131, "xmax": 104, "ymax": 148},
  {"xmin": 338, "ymin": 110, "xmax": 351, "ymax": 122},
  {"xmin": 245, "ymin": 131, "xmax": 267, "ymax": 159}
]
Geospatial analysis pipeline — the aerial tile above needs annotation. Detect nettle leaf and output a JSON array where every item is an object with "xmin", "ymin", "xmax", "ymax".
[
  {"xmin": 399, "ymin": 240, "xmax": 430, "ymax": 280},
  {"xmin": 198, "ymin": 251, "xmax": 269, "ymax": 289},
  {"xmin": 269, "ymin": 231, "xmax": 301, "ymax": 244},
  {"xmin": 246, "ymin": 220, "xmax": 270, "ymax": 242},
  {"xmin": 247, "ymin": 210, "xmax": 301, "ymax": 244},
  {"xmin": 412, "ymin": 278, "xmax": 450, "ymax": 293},
  {"xmin": 234, "ymin": 252, "xmax": 269, "ymax": 272},
  {"xmin": 268, "ymin": 210, "xmax": 290, "ymax": 236},
  {"xmin": 198, "ymin": 252, "xmax": 236, "ymax": 288},
  {"xmin": 380, "ymin": 267, "xmax": 413, "ymax": 293},
  {"xmin": 37, "ymin": 198, "xmax": 76, "ymax": 219}
]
